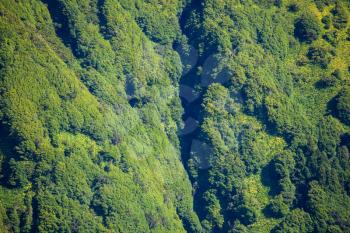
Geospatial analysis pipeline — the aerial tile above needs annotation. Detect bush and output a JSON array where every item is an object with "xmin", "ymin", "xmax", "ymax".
[{"xmin": 294, "ymin": 14, "xmax": 322, "ymax": 43}]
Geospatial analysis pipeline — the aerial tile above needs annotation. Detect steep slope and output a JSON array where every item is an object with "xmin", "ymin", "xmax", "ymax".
[
  {"xmin": 0, "ymin": 0, "xmax": 350, "ymax": 233},
  {"xmin": 178, "ymin": 0, "xmax": 350, "ymax": 232},
  {"xmin": 0, "ymin": 0, "xmax": 201, "ymax": 232}
]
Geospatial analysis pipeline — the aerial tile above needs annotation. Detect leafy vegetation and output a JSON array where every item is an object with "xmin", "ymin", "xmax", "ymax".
[
  {"xmin": 0, "ymin": 0, "xmax": 349, "ymax": 233},
  {"xmin": 294, "ymin": 13, "xmax": 322, "ymax": 43},
  {"xmin": 335, "ymin": 87, "xmax": 350, "ymax": 125}
]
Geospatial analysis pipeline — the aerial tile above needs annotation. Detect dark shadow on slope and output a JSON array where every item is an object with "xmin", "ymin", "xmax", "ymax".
[
  {"xmin": 42, "ymin": 0, "xmax": 78, "ymax": 55},
  {"xmin": 340, "ymin": 133, "xmax": 350, "ymax": 148},
  {"xmin": 261, "ymin": 162, "xmax": 280, "ymax": 197},
  {"xmin": 177, "ymin": 1, "xmax": 211, "ymax": 231},
  {"xmin": 179, "ymin": 0, "xmax": 204, "ymax": 36},
  {"xmin": 96, "ymin": 0, "xmax": 111, "ymax": 40},
  {"xmin": 0, "ymin": 122, "xmax": 39, "ymax": 233},
  {"xmin": 178, "ymin": 71, "xmax": 208, "ymax": 225},
  {"xmin": 326, "ymin": 95, "xmax": 342, "ymax": 127},
  {"xmin": 0, "ymin": 121, "xmax": 20, "ymax": 188},
  {"xmin": 30, "ymin": 196, "xmax": 39, "ymax": 233}
]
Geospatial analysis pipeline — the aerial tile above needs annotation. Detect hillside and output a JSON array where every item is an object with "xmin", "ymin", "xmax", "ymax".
[{"xmin": 0, "ymin": 0, "xmax": 349, "ymax": 232}]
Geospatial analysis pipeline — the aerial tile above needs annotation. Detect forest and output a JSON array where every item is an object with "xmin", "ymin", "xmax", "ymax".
[{"xmin": 0, "ymin": 0, "xmax": 349, "ymax": 232}]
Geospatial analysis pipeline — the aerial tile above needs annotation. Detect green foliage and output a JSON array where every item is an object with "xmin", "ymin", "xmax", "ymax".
[
  {"xmin": 307, "ymin": 45, "xmax": 333, "ymax": 68},
  {"xmin": 335, "ymin": 87, "xmax": 350, "ymax": 126},
  {"xmin": 239, "ymin": 127, "xmax": 266, "ymax": 175},
  {"xmin": 181, "ymin": 0, "xmax": 349, "ymax": 232},
  {"xmin": 7, "ymin": 159, "xmax": 34, "ymax": 188},
  {"xmin": 267, "ymin": 195, "xmax": 290, "ymax": 218},
  {"xmin": 237, "ymin": 205, "xmax": 257, "ymax": 226},
  {"xmin": 256, "ymin": 14, "xmax": 289, "ymax": 58},
  {"xmin": 294, "ymin": 14, "xmax": 322, "ymax": 43},
  {"xmin": 0, "ymin": 0, "xmax": 200, "ymax": 232},
  {"xmin": 317, "ymin": 116, "xmax": 342, "ymax": 156},
  {"xmin": 322, "ymin": 15, "xmax": 332, "ymax": 30},
  {"xmin": 202, "ymin": 190, "xmax": 224, "ymax": 230},
  {"xmin": 307, "ymin": 181, "xmax": 350, "ymax": 233},
  {"xmin": 331, "ymin": 3, "xmax": 349, "ymax": 30},
  {"xmin": 314, "ymin": 0, "xmax": 336, "ymax": 10},
  {"xmin": 117, "ymin": 0, "xmax": 184, "ymax": 44},
  {"xmin": 272, "ymin": 209, "xmax": 313, "ymax": 233},
  {"xmin": 0, "ymin": 0, "xmax": 349, "ymax": 232},
  {"xmin": 288, "ymin": 3, "xmax": 300, "ymax": 12}
]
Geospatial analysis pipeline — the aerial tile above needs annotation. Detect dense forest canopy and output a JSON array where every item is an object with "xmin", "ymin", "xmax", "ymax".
[{"xmin": 0, "ymin": 0, "xmax": 349, "ymax": 232}]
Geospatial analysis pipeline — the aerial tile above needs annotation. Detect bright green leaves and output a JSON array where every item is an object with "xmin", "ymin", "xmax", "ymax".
[
  {"xmin": 331, "ymin": 2, "xmax": 349, "ymax": 30},
  {"xmin": 264, "ymin": 152, "xmax": 296, "ymax": 218},
  {"xmin": 117, "ymin": 0, "xmax": 184, "ymax": 44},
  {"xmin": 272, "ymin": 208, "xmax": 313, "ymax": 233},
  {"xmin": 202, "ymin": 190, "xmax": 224, "ymax": 230},
  {"xmin": 0, "ymin": 0, "xmax": 197, "ymax": 232},
  {"xmin": 0, "ymin": 0, "xmax": 349, "ymax": 232}
]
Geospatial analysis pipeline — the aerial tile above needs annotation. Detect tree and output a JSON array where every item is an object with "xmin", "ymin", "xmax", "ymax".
[
  {"xmin": 8, "ymin": 208, "xmax": 20, "ymax": 233},
  {"xmin": 229, "ymin": 220, "xmax": 249, "ymax": 233},
  {"xmin": 317, "ymin": 116, "xmax": 341, "ymax": 156},
  {"xmin": 272, "ymin": 209, "xmax": 313, "ymax": 233},
  {"xmin": 271, "ymin": 152, "xmax": 295, "ymax": 180},
  {"xmin": 314, "ymin": 0, "xmax": 336, "ymax": 10},
  {"xmin": 321, "ymin": 16, "xmax": 331, "ymax": 30},
  {"xmin": 294, "ymin": 14, "xmax": 322, "ymax": 43},
  {"xmin": 307, "ymin": 45, "xmax": 332, "ymax": 68},
  {"xmin": 236, "ymin": 205, "xmax": 257, "ymax": 226},
  {"xmin": 335, "ymin": 88, "xmax": 350, "ymax": 126},
  {"xmin": 203, "ymin": 190, "xmax": 224, "ymax": 230},
  {"xmin": 266, "ymin": 195, "xmax": 289, "ymax": 218},
  {"xmin": 332, "ymin": 3, "xmax": 348, "ymax": 29}
]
